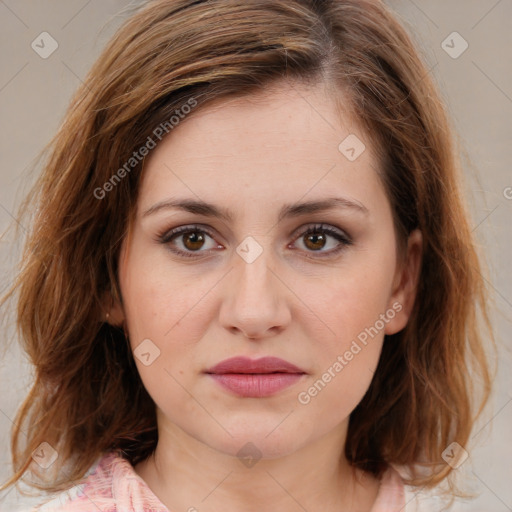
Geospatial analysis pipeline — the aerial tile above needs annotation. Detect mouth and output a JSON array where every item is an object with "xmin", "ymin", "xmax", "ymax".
[{"xmin": 204, "ymin": 356, "xmax": 306, "ymax": 398}]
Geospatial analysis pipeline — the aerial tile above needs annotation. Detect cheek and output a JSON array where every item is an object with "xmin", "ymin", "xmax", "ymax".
[
  {"xmin": 295, "ymin": 248, "xmax": 396, "ymax": 407},
  {"xmin": 295, "ymin": 291, "xmax": 388, "ymax": 422},
  {"xmin": 310, "ymin": 258, "xmax": 395, "ymax": 351},
  {"xmin": 119, "ymin": 250, "xmax": 231, "ymax": 403},
  {"xmin": 120, "ymin": 246, "xmax": 214, "ymax": 344}
]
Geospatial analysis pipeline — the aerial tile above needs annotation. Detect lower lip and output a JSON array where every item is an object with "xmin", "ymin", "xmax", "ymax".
[{"xmin": 208, "ymin": 373, "xmax": 304, "ymax": 397}]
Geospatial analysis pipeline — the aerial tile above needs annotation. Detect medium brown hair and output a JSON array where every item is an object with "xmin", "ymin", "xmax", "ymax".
[{"xmin": 1, "ymin": 0, "xmax": 494, "ymax": 498}]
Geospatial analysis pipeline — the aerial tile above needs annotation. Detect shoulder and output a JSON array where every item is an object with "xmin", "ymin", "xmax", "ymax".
[
  {"xmin": 372, "ymin": 465, "xmax": 446, "ymax": 512},
  {"xmin": 370, "ymin": 465, "xmax": 406, "ymax": 512},
  {"xmin": 27, "ymin": 451, "xmax": 169, "ymax": 512}
]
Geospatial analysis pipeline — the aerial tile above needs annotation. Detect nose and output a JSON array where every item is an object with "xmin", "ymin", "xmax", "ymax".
[{"xmin": 218, "ymin": 242, "xmax": 291, "ymax": 340}]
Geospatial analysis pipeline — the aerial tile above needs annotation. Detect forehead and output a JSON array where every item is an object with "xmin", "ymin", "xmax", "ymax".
[{"xmin": 136, "ymin": 81, "xmax": 382, "ymax": 218}]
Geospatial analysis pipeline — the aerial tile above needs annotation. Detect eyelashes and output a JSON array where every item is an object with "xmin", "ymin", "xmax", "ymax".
[
  {"xmin": 156, "ymin": 223, "xmax": 353, "ymax": 259},
  {"xmin": 157, "ymin": 224, "xmax": 221, "ymax": 258},
  {"xmin": 290, "ymin": 224, "xmax": 353, "ymax": 257}
]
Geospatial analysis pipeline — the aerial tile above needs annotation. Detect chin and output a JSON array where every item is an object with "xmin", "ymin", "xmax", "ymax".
[{"xmin": 191, "ymin": 417, "xmax": 308, "ymax": 461}]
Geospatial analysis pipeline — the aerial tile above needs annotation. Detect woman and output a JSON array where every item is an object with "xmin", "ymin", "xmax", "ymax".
[{"xmin": 0, "ymin": 0, "xmax": 494, "ymax": 510}]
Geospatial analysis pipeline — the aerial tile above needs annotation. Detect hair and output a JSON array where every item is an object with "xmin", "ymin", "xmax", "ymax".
[{"xmin": 0, "ymin": 0, "xmax": 495, "ymax": 500}]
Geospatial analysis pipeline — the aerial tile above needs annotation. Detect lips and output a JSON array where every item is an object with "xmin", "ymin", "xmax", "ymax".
[
  {"xmin": 205, "ymin": 356, "xmax": 306, "ymax": 398},
  {"xmin": 206, "ymin": 356, "xmax": 305, "ymax": 375}
]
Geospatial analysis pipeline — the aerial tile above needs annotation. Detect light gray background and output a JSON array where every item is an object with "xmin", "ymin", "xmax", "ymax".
[{"xmin": 0, "ymin": 1, "xmax": 510, "ymax": 511}]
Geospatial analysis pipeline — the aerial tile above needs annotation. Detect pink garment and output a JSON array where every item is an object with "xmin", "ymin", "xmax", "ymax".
[{"xmin": 30, "ymin": 451, "xmax": 406, "ymax": 511}]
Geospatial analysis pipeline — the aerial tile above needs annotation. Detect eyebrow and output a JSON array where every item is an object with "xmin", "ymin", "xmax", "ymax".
[{"xmin": 142, "ymin": 196, "xmax": 369, "ymax": 222}]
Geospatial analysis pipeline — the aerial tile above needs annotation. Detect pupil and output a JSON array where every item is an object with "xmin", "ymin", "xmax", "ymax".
[
  {"xmin": 182, "ymin": 231, "xmax": 327, "ymax": 251},
  {"xmin": 306, "ymin": 233, "xmax": 325, "ymax": 250},
  {"xmin": 185, "ymin": 232, "xmax": 204, "ymax": 249}
]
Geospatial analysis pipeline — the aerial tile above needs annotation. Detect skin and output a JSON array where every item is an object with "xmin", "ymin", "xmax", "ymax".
[{"xmin": 108, "ymin": 79, "xmax": 422, "ymax": 512}]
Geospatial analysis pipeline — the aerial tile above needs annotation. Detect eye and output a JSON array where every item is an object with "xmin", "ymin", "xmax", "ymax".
[
  {"xmin": 157, "ymin": 224, "xmax": 222, "ymax": 258},
  {"xmin": 290, "ymin": 223, "xmax": 353, "ymax": 257},
  {"xmin": 156, "ymin": 223, "xmax": 353, "ymax": 259}
]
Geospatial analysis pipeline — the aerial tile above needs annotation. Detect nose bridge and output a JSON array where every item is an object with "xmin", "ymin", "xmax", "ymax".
[
  {"xmin": 219, "ymin": 235, "xmax": 290, "ymax": 338},
  {"xmin": 234, "ymin": 236, "xmax": 277, "ymax": 304}
]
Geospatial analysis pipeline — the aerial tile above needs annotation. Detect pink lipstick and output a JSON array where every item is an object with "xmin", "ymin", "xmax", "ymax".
[{"xmin": 205, "ymin": 356, "xmax": 306, "ymax": 398}]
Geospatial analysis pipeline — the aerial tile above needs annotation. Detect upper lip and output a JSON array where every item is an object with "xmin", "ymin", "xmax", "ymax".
[{"xmin": 205, "ymin": 356, "xmax": 306, "ymax": 374}]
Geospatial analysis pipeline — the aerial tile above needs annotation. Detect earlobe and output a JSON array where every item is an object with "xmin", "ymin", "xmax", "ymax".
[
  {"xmin": 101, "ymin": 290, "xmax": 125, "ymax": 327},
  {"xmin": 384, "ymin": 229, "xmax": 423, "ymax": 335}
]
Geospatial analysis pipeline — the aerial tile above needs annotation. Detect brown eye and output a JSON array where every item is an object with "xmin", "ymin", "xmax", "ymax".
[
  {"xmin": 182, "ymin": 231, "xmax": 206, "ymax": 251},
  {"xmin": 157, "ymin": 224, "xmax": 221, "ymax": 258},
  {"xmin": 292, "ymin": 224, "xmax": 353, "ymax": 257},
  {"xmin": 303, "ymin": 232, "xmax": 327, "ymax": 251}
]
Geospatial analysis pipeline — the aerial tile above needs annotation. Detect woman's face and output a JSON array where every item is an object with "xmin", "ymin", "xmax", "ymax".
[{"xmin": 113, "ymin": 80, "xmax": 421, "ymax": 460}]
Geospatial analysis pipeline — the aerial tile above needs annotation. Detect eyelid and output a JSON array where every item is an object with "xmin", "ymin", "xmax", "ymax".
[
  {"xmin": 290, "ymin": 223, "xmax": 351, "ymax": 242},
  {"xmin": 157, "ymin": 223, "xmax": 218, "ymax": 244},
  {"xmin": 156, "ymin": 223, "xmax": 222, "ymax": 259},
  {"xmin": 288, "ymin": 223, "xmax": 353, "ymax": 258},
  {"xmin": 157, "ymin": 222, "xmax": 353, "ymax": 258}
]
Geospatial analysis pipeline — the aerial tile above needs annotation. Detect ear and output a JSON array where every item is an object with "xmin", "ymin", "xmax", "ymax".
[
  {"xmin": 384, "ymin": 229, "xmax": 423, "ymax": 335},
  {"xmin": 101, "ymin": 289, "xmax": 126, "ymax": 328}
]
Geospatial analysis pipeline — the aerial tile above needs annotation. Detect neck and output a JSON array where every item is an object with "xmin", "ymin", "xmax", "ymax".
[{"xmin": 134, "ymin": 416, "xmax": 380, "ymax": 512}]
